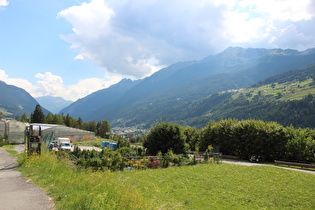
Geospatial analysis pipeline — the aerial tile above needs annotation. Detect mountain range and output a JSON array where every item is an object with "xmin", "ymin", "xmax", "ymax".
[
  {"xmin": 59, "ymin": 46, "xmax": 315, "ymax": 128},
  {"xmin": 0, "ymin": 81, "xmax": 49, "ymax": 118},
  {"xmin": 35, "ymin": 96, "xmax": 73, "ymax": 114},
  {"xmin": 1, "ymin": 46, "xmax": 315, "ymax": 128}
]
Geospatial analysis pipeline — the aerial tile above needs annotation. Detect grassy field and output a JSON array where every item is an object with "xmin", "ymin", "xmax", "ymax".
[
  {"xmin": 18, "ymin": 153, "xmax": 315, "ymax": 209},
  {"xmin": 74, "ymin": 137, "xmax": 116, "ymax": 148},
  {"xmin": 115, "ymin": 164, "xmax": 315, "ymax": 209},
  {"xmin": 237, "ymin": 79, "xmax": 315, "ymax": 101}
]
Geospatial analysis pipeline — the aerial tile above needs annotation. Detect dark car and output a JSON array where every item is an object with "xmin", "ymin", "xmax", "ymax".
[{"xmin": 249, "ymin": 155, "xmax": 263, "ymax": 163}]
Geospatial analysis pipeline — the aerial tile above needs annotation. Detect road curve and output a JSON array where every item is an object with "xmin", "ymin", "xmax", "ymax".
[{"xmin": 0, "ymin": 147, "xmax": 54, "ymax": 210}]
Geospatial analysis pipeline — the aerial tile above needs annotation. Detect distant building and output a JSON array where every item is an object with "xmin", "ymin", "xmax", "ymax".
[{"xmin": 0, "ymin": 119, "xmax": 95, "ymax": 144}]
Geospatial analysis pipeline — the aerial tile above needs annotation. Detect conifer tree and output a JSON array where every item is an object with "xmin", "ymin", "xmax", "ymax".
[{"xmin": 31, "ymin": 104, "xmax": 45, "ymax": 123}]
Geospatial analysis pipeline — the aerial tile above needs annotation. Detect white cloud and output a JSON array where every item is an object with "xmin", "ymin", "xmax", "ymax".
[
  {"xmin": 57, "ymin": 0, "xmax": 315, "ymax": 82},
  {"xmin": 238, "ymin": 0, "xmax": 314, "ymax": 22},
  {"xmin": 0, "ymin": 69, "xmax": 8, "ymax": 80},
  {"xmin": 270, "ymin": 24, "xmax": 315, "ymax": 51},
  {"xmin": 0, "ymin": 0, "xmax": 8, "ymax": 7},
  {"xmin": 66, "ymin": 73, "xmax": 122, "ymax": 100},
  {"xmin": 0, "ymin": 69, "xmax": 36, "ymax": 93},
  {"xmin": 224, "ymin": 0, "xmax": 315, "ymax": 49},
  {"xmin": 0, "ymin": 69, "xmax": 123, "ymax": 101},
  {"xmin": 35, "ymin": 72, "xmax": 65, "ymax": 97},
  {"xmin": 33, "ymin": 71, "xmax": 124, "ymax": 101},
  {"xmin": 58, "ymin": 0, "xmax": 229, "ymax": 79},
  {"xmin": 223, "ymin": 11, "xmax": 269, "ymax": 43},
  {"xmin": 58, "ymin": 0, "xmax": 161, "ymax": 79}
]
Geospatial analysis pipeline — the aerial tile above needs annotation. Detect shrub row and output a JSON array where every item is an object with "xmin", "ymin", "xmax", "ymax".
[
  {"xmin": 143, "ymin": 120, "xmax": 315, "ymax": 162},
  {"xmin": 70, "ymin": 147, "xmax": 218, "ymax": 171}
]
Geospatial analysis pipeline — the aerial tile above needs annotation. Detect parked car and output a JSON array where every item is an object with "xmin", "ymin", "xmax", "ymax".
[{"xmin": 249, "ymin": 155, "xmax": 263, "ymax": 163}]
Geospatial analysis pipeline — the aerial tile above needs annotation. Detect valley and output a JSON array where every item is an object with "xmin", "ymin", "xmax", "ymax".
[{"xmin": 1, "ymin": 47, "xmax": 315, "ymax": 130}]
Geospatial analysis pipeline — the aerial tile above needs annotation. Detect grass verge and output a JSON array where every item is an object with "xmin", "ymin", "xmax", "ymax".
[
  {"xmin": 2, "ymin": 144, "xmax": 18, "ymax": 155},
  {"xmin": 19, "ymin": 153, "xmax": 315, "ymax": 209},
  {"xmin": 18, "ymin": 153, "xmax": 152, "ymax": 209}
]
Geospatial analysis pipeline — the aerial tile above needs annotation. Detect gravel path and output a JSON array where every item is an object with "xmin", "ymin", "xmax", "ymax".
[
  {"xmin": 0, "ymin": 146, "xmax": 54, "ymax": 210},
  {"xmin": 223, "ymin": 159, "xmax": 315, "ymax": 175}
]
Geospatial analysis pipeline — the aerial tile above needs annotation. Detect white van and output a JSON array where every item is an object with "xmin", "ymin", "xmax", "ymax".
[{"xmin": 56, "ymin": 137, "xmax": 72, "ymax": 151}]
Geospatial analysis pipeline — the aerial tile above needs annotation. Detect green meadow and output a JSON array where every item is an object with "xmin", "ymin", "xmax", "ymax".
[
  {"xmin": 18, "ymin": 153, "xmax": 315, "ymax": 209},
  {"xmin": 237, "ymin": 79, "xmax": 315, "ymax": 101}
]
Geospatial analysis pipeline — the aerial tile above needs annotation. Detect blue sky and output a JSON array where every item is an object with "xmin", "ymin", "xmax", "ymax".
[{"xmin": 1, "ymin": 0, "xmax": 315, "ymax": 101}]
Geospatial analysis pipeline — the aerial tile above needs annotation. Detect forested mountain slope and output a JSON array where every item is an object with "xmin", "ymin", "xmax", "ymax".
[
  {"xmin": 182, "ymin": 64, "xmax": 315, "ymax": 128},
  {"xmin": 60, "ymin": 78, "xmax": 141, "ymax": 119}
]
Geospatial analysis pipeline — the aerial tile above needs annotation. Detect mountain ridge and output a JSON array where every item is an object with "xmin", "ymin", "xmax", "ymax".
[
  {"xmin": 36, "ymin": 96, "xmax": 73, "ymax": 114},
  {"xmin": 59, "ymin": 46, "xmax": 315, "ymax": 127},
  {"xmin": 1, "ymin": 46, "xmax": 314, "ymax": 127},
  {"xmin": 0, "ymin": 80, "xmax": 49, "ymax": 118}
]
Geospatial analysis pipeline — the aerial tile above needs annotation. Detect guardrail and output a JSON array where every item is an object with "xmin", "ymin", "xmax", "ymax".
[
  {"xmin": 221, "ymin": 155, "xmax": 240, "ymax": 160},
  {"xmin": 274, "ymin": 160, "xmax": 315, "ymax": 169}
]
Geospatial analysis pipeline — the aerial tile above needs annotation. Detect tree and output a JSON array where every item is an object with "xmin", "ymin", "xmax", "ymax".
[
  {"xmin": 97, "ymin": 120, "xmax": 111, "ymax": 138},
  {"xmin": 77, "ymin": 117, "xmax": 83, "ymax": 128},
  {"xmin": 200, "ymin": 119, "xmax": 238, "ymax": 153},
  {"xmin": 53, "ymin": 114, "xmax": 64, "ymax": 124},
  {"xmin": 64, "ymin": 113, "xmax": 71, "ymax": 126},
  {"xmin": 234, "ymin": 120, "xmax": 287, "ymax": 161},
  {"xmin": 82, "ymin": 121, "xmax": 97, "ymax": 132},
  {"xmin": 31, "ymin": 105, "xmax": 45, "ymax": 123},
  {"xmin": 143, "ymin": 122, "xmax": 186, "ymax": 155},
  {"xmin": 182, "ymin": 126, "xmax": 199, "ymax": 152},
  {"xmin": 46, "ymin": 113, "xmax": 54, "ymax": 124},
  {"xmin": 21, "ymin": 113, "xmax": 30, "ymax": 122}
]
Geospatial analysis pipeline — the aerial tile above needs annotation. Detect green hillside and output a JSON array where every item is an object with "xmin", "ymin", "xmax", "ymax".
[
  {"xmin": 236, "ymin": 78, "xmax": 314, "ymax": 101},
  {"xmin": 182, "ymin": 64, "xmax": 315, "ymax": 128},
  {"xmin": 0, "ymin": 81, "xmax": 49, "ymax": 118}
]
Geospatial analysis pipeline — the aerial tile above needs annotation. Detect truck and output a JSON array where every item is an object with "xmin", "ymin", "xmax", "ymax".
[{"xmin": 53, "ymin": 137, "xmax": 72, "ymax": 151}]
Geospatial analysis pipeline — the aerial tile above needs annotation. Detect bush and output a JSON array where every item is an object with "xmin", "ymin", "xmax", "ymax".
[{"xmin": 200, "ymin": 119, "xmax": 315, "ymax": 162}]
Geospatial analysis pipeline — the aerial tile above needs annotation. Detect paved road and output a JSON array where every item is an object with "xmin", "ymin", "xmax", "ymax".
[
  {"xmin": 0, "ymin": 147, "xmax": 54, "ymax": 210},
  {"xmin": 78, "ymin": 146, "xmax": 102, "ymax": 152}
]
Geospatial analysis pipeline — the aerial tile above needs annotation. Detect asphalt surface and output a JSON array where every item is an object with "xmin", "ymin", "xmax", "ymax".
[{"xmin": 0, "ymin": 146, "xmax": 54, "ymax": 210}]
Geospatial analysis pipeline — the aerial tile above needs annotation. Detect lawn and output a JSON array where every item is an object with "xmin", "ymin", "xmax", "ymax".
[
  {"xmin": 114, "ymin": 164, "xmax": 315, "ymax": 209},
  {"xmin": 19, "ymin": 153, "xmax": 315, "ymax": 209}
]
